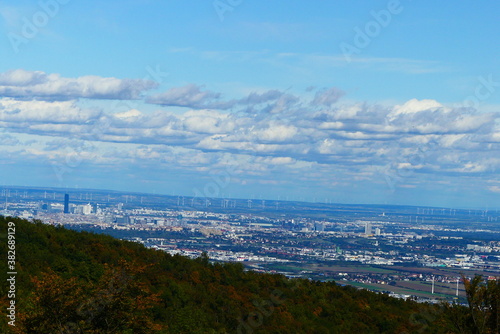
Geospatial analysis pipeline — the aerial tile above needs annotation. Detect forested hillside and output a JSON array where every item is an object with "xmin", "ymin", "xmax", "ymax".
[{"xmin": 0, "ymin": 216, "xmax": 495, "ymax": 333}]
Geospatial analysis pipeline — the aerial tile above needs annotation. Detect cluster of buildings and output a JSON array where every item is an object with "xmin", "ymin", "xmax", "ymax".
[{"xmin": 3, "ymin": 192, "xmax": 500, "ymax": 300}]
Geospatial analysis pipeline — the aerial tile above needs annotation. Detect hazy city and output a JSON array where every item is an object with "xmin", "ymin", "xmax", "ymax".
[{"xmin": 3, "ymin": 186, "xmax": 499, "ymax": 304}]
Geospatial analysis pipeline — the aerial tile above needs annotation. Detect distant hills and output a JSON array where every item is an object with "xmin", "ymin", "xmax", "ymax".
[{"xmin": 1, "ymin": 216, "xmax": 496, "ymax": 333}]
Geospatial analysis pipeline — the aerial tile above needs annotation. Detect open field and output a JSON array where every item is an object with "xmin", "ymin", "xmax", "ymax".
[
  {"xmin": 259, "ymin": 262, "xmax": 498, "ymax": 301},
  {"xmin": 311, "ymin": 264, "xmax": 397, "ymax": 274},
  {"xmin": 264, "ymin": 262, "xmax": 500, "ymax": 279},
  {"xmin": 390, "ymin": 266, "xmax": 499, "ymax": 277},
  {"xmin": 340, "ymin": 280, "xmax": 466, "ymax": 301}
]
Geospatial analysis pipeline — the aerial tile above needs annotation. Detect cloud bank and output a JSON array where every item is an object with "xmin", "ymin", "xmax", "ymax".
[
  {"xmin": 0, "ymin": 69, "xmax": 158, "ymax": 101},
  {"xmin": 0, "ymin": 69, "xmax": 498, "ymax": 203}
]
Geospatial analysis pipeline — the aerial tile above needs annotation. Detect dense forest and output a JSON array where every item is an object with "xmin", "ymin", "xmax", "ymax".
[{"xmin": 1, "ymin": 216, "xmax": 498, "ymax": 333}]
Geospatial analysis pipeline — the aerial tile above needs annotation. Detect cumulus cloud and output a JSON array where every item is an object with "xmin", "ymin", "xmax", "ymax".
[
  {"xmin": 237, "ymin": 90, "xmax": 284, "ymax": 105},
  {"xmin": 182, "ymin": 110, "xmax": 235, "ymax": 134},
  {"xmin": 0, "ymin": 69, "xmax": 158, "ymax": 100},
  {"xmin": 385, "ymin": 99, "xmax": 496, "ymax": 135},
  {"xmin": 387, "ymin": 98, "xmax": 447, "ymax": 122},
  {"xmin": 147, "ymin": 85, "xmax": 305, "ymax": 115},
  {"xmin": 146, "ymin": 84, "xmax": 235, "ymax": 109},
  {"xmin": 235, "ymin": 90, "xmax": 301, "ymax": 115},
  {"xmin": 311, "ymin": 87, "xmax": 345, "ymax": 107},
  {"xmin": 0, "ymin": 98, "xmax": 101, "ymax": 124}
]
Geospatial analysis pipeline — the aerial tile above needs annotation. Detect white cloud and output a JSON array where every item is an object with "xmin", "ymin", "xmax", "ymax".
[
  {"xmin": 146, "ymin": 84, "xmax": 234, "ymax": 109},
  {"xmin": 318, "ymin": 121, "xmax": 344, "ymax": 130},
  {"xmin": 237, "ymin": 90, "xmax": 283, "ymax": 105},
  {"xmin": 182, "ymin": 110, "xmax": 235, "ymax": 134},
  {"xmin": 0, "ymin": 98, "xmax": 101, "ymax": 124},
  {"xmin": 388, "ymin": 98, "xmax": 445, "ymax": 120},
  {"xmin": 489, "ymin": 186, "xmax": 500, "ymax": 193},
  {"xmin": 0, "ymin": 69, "xmax": 158, "ymax": 100},
  {"xmin": 311, "ymin": 87, "xmax": 345, "ymax": 107},
  {"xmin": 256, "ymin": 124, "xmax": 298, "ymax": 143},
  {"xmin": 115, "ymin": 109, "xmax": 143, "ymax": 119}
]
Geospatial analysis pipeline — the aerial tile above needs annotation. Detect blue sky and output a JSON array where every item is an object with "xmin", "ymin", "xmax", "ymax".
[{"xmin": 0, "ymin": 0, "xmax": 499, "ymax": 208}]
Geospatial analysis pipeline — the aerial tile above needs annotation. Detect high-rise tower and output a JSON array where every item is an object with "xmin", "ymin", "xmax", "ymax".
[
  {"xmin": 64, "ymin": 194, "xmax": 69, "ymax": 214},
  {"xmin": 364, "ymin": 221, "xmax": 372, "ymax": 235}
]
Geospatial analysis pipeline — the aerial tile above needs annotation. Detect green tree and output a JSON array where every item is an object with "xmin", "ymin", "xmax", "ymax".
[{"xmin": 446, "ymin": 275, "xmax": 500, "ymax": 334}]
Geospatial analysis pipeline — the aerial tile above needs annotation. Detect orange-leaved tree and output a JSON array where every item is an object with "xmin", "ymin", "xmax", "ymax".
[{"xmin": 17, "ymin": 261, "xmax": 164, "ymax": 333}]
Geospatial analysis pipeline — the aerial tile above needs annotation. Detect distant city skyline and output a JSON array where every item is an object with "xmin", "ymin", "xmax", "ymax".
[
  {"xmin": 3, "ymin": 184, "xmax": 499, "ymax": 212},
  {"xmin": 0, "ymin": 1, "xmax": 499, "ymax": 209}
]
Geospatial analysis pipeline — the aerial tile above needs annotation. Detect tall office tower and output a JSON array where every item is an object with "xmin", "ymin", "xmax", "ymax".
[
  {"xmin": 365, "ymin": 221, "xmax": 372, "ymax": 235},
  {"xmin": 64, "ymin": 194, "xmax": 69, "ymax": 214}
]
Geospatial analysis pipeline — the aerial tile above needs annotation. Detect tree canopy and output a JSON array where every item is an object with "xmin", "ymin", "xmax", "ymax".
[{"xmin": 1, "ymin": 216, "xmax": 497, "ymax": 333}]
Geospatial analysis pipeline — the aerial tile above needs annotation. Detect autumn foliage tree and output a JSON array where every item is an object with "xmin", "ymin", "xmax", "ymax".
[{"xmin": 17, "ymin": 262, "xmax": 163, "ymax": 333}]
